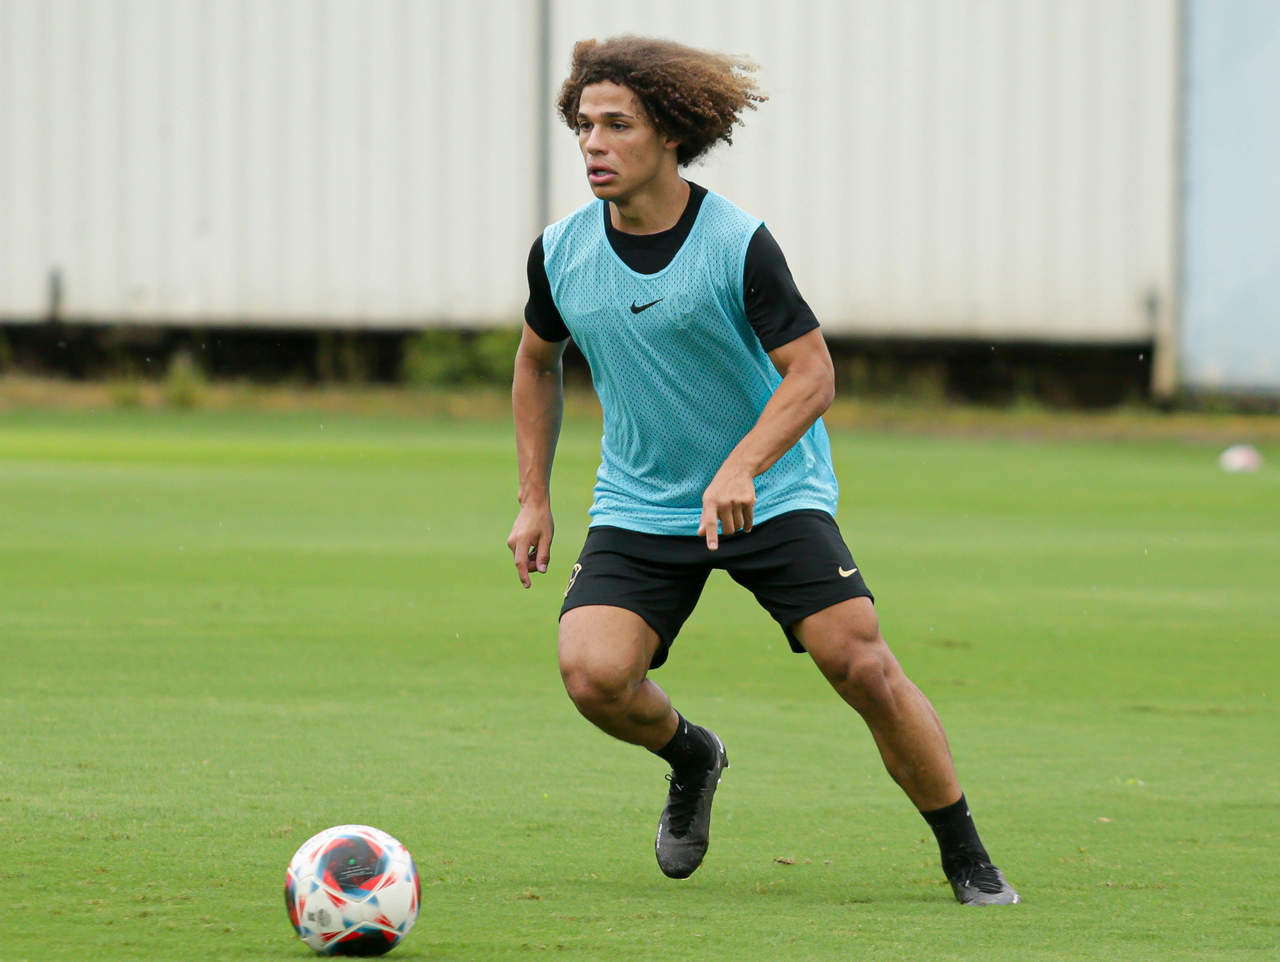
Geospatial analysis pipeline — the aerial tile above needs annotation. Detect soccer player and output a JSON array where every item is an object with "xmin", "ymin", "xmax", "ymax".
[{"xmin": 507, "ymin": 35, "xmax": 1019, "ymax": 905}]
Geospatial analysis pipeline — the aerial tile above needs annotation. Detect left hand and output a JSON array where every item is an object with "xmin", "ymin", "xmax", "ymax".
[{"xmin": 697, "ymin": 466, "xmax": 756, "ymax": 550}]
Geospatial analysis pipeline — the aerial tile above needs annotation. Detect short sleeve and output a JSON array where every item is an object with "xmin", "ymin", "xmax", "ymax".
[
  {"xmin": 743, "ymin": 225, "xmax": 820, "ymax": 351},
  {"xmin": 524, "ymin": 235, "xmax": 570, "ymax": 342}
]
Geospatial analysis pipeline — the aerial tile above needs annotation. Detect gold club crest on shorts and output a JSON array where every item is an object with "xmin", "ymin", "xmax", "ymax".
[{"xmin": 564, "ymin": 563, "xmax": 583, "ymax": 598}]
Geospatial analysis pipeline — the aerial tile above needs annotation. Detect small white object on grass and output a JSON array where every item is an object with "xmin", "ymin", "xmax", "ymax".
[{"xmin": 1218, "ymin": 444, "xmax": 1263, "ymax": 473}]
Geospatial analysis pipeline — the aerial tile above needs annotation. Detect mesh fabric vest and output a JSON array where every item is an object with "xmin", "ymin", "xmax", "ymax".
[{"xmin": 542, "ymin": 190, "xmax": 839, "ymax": 534}]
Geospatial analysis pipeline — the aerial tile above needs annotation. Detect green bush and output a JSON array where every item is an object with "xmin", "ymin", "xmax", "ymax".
[
  {"xmin": 164, "ymin": 350, "xmax": 208, "ymax": 408},
  {"xmin": 402, "ymin": 328, "xmax": 521, "ymax": 387}
]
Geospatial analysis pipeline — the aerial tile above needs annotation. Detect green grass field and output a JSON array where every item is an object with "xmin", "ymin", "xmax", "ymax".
[{"xmin": 2, "ymin": 402, "xmax": 1277, "ymax": 960}]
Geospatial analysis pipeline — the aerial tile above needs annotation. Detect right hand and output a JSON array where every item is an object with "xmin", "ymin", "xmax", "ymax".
[
  {"xmin": 697, "ymin": 463, "xmax": 756, "ymax": 551},
  {"xmin": 506, "ymin": 502, "xmax": 554, "ymax": 589}
]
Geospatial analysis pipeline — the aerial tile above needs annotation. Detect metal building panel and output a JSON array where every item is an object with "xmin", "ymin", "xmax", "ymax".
[
  {"xmin": 0, "ymin": 0, "xmax": 540, "ymax": 326},
  {"xmin": 3, "ymin": 0, "xmax": 1177, "ymax": 338},
  {"xmin": 1180, "ymin": 0, "xmax": 1280, "ymax": 395},
  {"xmin": 543, "ymin": 0, "xmax": 1177, "ymax": 341},
  {"xmin": 0, "ymin": 0, "xmax": 49, "ymax": 317}
]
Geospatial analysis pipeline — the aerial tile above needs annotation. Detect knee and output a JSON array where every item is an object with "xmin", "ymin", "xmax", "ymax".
[
  {"xmin": 817, "ymin": 633, "xmax": 902, "ymax": 713},
  {"xmin": 558, "ymin": 649, "xmax": 635, "ymax": 719},
  {"xmin": 557, "ymin": 608, "xmax": 657, "ymax": 723}
]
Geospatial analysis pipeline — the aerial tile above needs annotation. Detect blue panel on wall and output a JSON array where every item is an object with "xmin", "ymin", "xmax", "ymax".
[{"xmin": 1182, "ymin": 0, "xmax": 1280, "ymax": 395}]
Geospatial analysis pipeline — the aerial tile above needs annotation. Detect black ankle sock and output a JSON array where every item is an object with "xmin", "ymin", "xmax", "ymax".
[
  {"xmin": 921, "ymin": 793, "xmax": 990, "ymax": 877},
  {"xmin": 652, "ymin": 713, "xmax": 715, "ymax": 778}
]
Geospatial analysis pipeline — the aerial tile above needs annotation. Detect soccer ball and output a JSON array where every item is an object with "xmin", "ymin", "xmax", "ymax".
[{"xmin": 284, "ymin": 824, "xmax": 420, "ymax": 956}]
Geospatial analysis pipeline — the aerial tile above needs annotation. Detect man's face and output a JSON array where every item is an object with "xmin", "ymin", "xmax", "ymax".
[{"xmin": 576, "ymin": 81, "xmax": 676, "ymax": 201}]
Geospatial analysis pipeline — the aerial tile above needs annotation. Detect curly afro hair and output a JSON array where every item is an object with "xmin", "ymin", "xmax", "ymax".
[{"xmin": 557, "ymin": 35, "xmax": 766, "ymax": 166}]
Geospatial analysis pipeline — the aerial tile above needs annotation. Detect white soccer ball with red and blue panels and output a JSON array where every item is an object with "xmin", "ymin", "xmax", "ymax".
[{"xmin": 284, "ymin": 824, "xmax": 420, "ymax": 956}]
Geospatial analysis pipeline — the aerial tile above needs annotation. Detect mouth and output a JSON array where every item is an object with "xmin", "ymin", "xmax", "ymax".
[{"xmin": 587, "ymin": 164, "xmax": 617, "ymax": 186}]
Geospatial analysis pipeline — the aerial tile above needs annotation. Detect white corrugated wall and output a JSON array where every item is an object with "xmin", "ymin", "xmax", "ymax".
[
  {"xmin": 1, "ymin": 0, "xmax": 1177, "ymax": 340},
  {"xmin": 0, "ymin": 0, "xmax": 540, "ymax": 327},
  {"xmin": 545, "ymin": 0, "xmax": 1178, "ymax": 341}
]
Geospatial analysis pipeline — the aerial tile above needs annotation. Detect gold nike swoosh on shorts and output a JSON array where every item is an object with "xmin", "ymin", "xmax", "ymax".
[{"xmin": 838, "ymin": 566, "xmax": 858, "ymax": 578}]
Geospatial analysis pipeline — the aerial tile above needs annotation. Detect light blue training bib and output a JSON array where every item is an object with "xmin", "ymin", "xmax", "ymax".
[{"xmin": 542, "ymin": 190, "xmax": 839, "ymax": 534}]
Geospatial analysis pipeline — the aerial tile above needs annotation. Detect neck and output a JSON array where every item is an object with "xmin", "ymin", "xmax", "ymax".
[{"xmin": 609, "ymin": 172, "xmax": 690, "ymax": 235}]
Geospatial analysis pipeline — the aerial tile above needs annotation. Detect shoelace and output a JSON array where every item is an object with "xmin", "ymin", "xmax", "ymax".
[
  {"xmin": 956, "ymin": 862, "xmax": 1006, "ymax": 894},
  {"xmin": 664, "ymin": 772, "xmax": 708, "ymax": 836}
]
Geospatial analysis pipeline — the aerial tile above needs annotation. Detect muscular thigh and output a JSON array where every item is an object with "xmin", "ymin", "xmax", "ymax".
[
  {"xmin": 558, "ymin": 605, "xmax": 662, "ymax": 689},
  {"xmin": 792, "ymin": 596, "xmax": 902, "ymax": 683}
]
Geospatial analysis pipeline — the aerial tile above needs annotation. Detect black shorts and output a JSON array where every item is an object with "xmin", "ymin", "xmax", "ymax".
[{"xmin": 559, "ymin": 509, "xmax": 873, "ymax": 669}]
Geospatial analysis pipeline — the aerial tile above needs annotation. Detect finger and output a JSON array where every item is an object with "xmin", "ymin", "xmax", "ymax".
[
  {"xmin": 513, "ymin": 539, "xmax": 532, "ymax": 588},
  {"xmin": 698, "ymin": 507, "xmax": 719, "ymax": 551},
  {"xmin": 718, "ymin": 505, "xmax": 738, "ymax": 539},
  {"xmin": 742, "ymin": 503, "xmax": 754, "ymax": 533},
  {"xmin": 535, "ymin": 538, "xmax": 551, "ymax": 575}
]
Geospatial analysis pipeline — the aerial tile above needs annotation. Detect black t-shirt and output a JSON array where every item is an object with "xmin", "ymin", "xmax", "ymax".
[{"xmin": 524, "ymin": 182, "xmax": 819, "ymax": 351}]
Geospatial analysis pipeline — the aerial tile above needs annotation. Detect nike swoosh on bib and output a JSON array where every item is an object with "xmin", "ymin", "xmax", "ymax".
[{"xmin": 630, "ymin": 298, "xmax": 664, "ymax": 314}]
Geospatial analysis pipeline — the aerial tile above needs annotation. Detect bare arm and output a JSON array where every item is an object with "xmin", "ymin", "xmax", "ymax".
[
  {"xmin": 507, "ymin": 323, "xmax": 567, "ymax": 587},
  {"xmin": 697, "ymin": 328, "xmax": 836, "ymax": 549}
]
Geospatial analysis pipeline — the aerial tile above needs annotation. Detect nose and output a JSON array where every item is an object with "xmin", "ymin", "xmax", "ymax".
[{"xmin": 582, "ymin": 125, "xmax": 606, "ymax": 154}]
